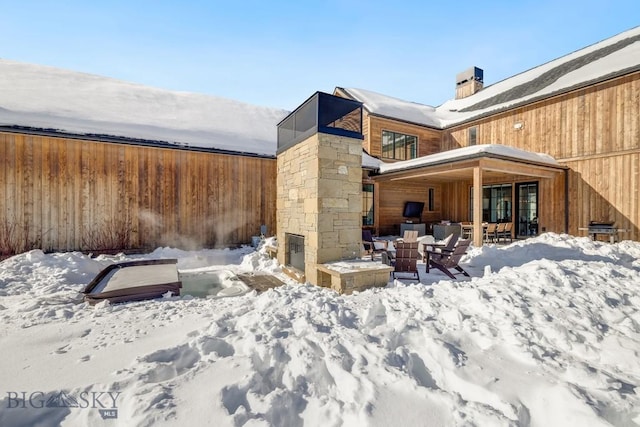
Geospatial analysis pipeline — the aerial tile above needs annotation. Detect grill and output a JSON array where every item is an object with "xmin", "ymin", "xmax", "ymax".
[{"xmin": 587, "ymin": 221, "xmax": 618, "ymax": 243}]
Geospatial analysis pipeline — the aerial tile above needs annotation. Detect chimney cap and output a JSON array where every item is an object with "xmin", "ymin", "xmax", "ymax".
[{"xmin": 456, "ymin": 67, "xmax": 483, "ymax": 86}]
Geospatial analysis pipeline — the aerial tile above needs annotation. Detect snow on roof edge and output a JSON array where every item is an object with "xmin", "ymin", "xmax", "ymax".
[
  {"xmin": 341, "ymin": 26, "xmax": 640, "ymax": 130},
  {"xmin": 362, "ymin": 150, "xmax": 382, "ymax": 169},
  {"xmin": 377, "ymin": 144, "xmax": 562, "ymax": 174}
]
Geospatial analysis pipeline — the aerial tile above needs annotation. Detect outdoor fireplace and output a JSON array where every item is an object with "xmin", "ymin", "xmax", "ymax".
[
  {"xmin": 276, "ymin": 92, "xmax": 364, "ymax": 285},
  {"xmin": 286, "ymin": 233, "xmax": 305, "ymax": 272}
]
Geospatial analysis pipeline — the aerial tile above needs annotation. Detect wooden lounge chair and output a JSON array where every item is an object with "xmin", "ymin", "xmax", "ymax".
[
  {"xmin": 391, "ymin": 241, "xmax": 420, "ymax": 281},
  {"xmin": 422, "ymin": 233, "xmax": 459, "ymax": 262},
  {"xmin": 400, "ymin": 229, "xmax": 419, "ymax": 243},
  {"xmin": 426, "ymin": 239, "xmax": 472, "ymax": 279},
  {"xmin": 362, "ymin": 229, "xmax": 387, "ymax": 260}
]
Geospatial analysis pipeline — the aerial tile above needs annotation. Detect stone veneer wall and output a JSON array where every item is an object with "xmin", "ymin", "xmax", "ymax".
[{"xmin": 276, "ymin": 132, "xmax": 362, "ymax": 285}]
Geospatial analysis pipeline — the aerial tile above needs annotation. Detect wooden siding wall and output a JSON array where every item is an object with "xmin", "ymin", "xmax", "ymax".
[
  {"xmin": 442, "ymin": 73, "xmax": 640, "ymax": 158},
  {"xmin": 376, "ymin": 181, "xmax": 442, "ymax": 236},
  {"xmin": 0, "ymin": 132, "xmax": 276, "ymax": 255},
  {"xmin": 441, "ymin": 72, "xmax": 640, "ymax": 241},
  {"xmin": 564, "ymin": 153, "xmax": 639, "ymax": 239},
  {"xmin": 367, "ymin": 116, "xmax": 441, "ymax": 159}
]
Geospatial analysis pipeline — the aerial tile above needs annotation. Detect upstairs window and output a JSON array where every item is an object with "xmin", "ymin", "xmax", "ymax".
[
  {"xmin": 382, "ymin": 130, "xmax": 418, "ymax": 160},
  {"xmin": 468, "ymin": 127, "xmax": 477, "ymax": 146}
]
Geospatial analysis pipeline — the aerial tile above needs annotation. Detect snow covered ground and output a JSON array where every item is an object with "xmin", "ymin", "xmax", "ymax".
[{"xmin": 0, "ymin": 233, "xmax": 639, "ymax": 426}]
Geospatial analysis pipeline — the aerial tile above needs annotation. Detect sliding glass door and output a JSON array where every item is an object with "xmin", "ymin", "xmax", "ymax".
[
  {"xmin": 516, "ymin": 182, "xmax": 538, "ymax": 237},
  {"xmin": 470, "ymin": 184, "xmax": 512, "ymax": 223}
]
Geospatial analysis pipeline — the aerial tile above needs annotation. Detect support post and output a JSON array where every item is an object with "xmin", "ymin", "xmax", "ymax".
[{"xmin": 473, "ymin": 166, "xmax": 483, "ymax": 247}]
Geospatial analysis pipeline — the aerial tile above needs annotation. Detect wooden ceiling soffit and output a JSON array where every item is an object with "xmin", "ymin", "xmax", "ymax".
[{"xmin": 480, "ymin": 158, "xmax": 563, "ymax": 179}]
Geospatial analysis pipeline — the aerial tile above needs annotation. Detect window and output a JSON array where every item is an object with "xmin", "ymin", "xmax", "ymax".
[
  {"xmin": 362, "ymin": 183, "xmax": 374, "ymax": 226},
  {"xmin": 382, "ymin": 130, "xmax": 418, "ymax": 160},
  {"xmin": 468, "ymin": 127, "xmax": 477, "ymax": 146},
  {"xmin": 470, "ymin": 184, "xmax": 512, "ymax": 223},
  {"xmin": 428, "ymin": 187, "xmax": 435, "ymax": 211}
]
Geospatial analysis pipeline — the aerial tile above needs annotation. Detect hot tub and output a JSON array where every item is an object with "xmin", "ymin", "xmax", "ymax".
[{"xmin": 178, "ymin": 270, "xmax": 250, "ymax": 298}]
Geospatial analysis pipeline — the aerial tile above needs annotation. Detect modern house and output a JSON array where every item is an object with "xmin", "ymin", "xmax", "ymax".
[
  {"xmin": 335, "ymin": 25, "xmax": 640, "ymax": 246},
  {"xmin": 1, "ymin": 26, "xmax": 638, "ymax": 260}
]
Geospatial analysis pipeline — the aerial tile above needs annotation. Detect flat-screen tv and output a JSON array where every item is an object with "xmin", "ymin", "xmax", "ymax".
[{"xmin": 403, "ymin": 201, "xmax": 425, "ymax": 220}]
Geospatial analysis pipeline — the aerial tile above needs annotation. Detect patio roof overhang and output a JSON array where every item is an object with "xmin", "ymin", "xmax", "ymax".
[
  {"xmin": 368, "ymin": 146, "xmax": 568, "ymax": 246},
  {"xmin": 372, "ymin": 155, "xmax": 565, "ymax": 183}
]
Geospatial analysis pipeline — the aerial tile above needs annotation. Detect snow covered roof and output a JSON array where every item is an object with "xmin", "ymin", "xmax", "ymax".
[
  {"xmin": 336, "ymin": 87, "xmax": 440, "ymax": 128},
  {"xmin": 341, "ymin": 26, "xmax": 640, "ymax": 129},
  {"xmin": 362, "ymin": 151, "xmax": 382, "ymax": 169},
  {"xmin": 0, "ymin": 59, "xmax": 289, "ymax": 157},
  {"xmin": 376, "ymin": 144, "xmax": 563, "ymax": 175}
]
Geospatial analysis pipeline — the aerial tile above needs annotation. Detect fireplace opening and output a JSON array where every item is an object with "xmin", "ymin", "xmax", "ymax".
[{"xmin": 286, "ymin": 233, "xmax": 305, "ymax": 272}]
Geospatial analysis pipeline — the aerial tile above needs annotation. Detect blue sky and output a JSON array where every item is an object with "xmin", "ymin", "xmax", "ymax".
[{"xmin": 2, "ymin": 1, "xmax": 638, "ymax": 110}]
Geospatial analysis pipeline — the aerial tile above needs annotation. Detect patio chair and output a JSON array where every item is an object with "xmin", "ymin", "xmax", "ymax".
[
  {"xmin": 398, "ymin": 229, "xmax": 419, "ymax": 243},
  {"xmin": 498, "ymin": 222, "xmax": 513, "ymax": 242},
  {"xmin": 460, "ymin": 221, "xmax": 473, "ymax": 239},
  {"xmin": 362, "ymin": 229, "xmax": 387, "ymax": 260},
  {"xmin": 426, "ymin": 239, "xmax": 471, "ymax": 279},
  {"xmin": 422, "ymin": 233, "xmax": 459, "ymax": 262},
  {"xmin": 484, "ymin": 223, "xmax": 498, "ymax": 243},
  {"xmin": 417, "ymin": 234, "xmax": 435, "ymax": 260},
  {"xmin": 391, "ymin": 241, "xmax": 420, "ymax": 280}
]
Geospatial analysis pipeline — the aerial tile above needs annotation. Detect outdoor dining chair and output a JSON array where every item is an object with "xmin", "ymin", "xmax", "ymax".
[
  {"xmin": 498, "ymin": 222, "xmax": 513, "ymax": 242},
  {"xmin": 484, "ymin": 223, "xmax": 498, "ymax": 243}
]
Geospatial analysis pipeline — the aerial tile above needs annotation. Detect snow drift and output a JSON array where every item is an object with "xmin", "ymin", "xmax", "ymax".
[{"xmin": 0, "ymin": 234, "xmax": 639, "ymax": 426}]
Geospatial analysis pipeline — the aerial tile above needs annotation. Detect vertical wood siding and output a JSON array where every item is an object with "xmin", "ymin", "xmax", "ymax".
[
  {"xmin": 0, "ymin": 133, "xmax": 276, "ymax": 255},
  {"xmin": 376, "ymin": 181, "xmax": 443, "ymax": 236},
  {"xmin": 441, "ymin": 72, "xmax": 640, "ymax": 241}
]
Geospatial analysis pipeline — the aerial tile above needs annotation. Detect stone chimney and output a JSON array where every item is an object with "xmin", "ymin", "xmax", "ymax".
[
  {"xmin": 455, "ymin": 66, "xmax": 484, "ymax": 99},
  {"xmin": 276, "ymin": 92, "xmax": 364, "ymax": 286}
]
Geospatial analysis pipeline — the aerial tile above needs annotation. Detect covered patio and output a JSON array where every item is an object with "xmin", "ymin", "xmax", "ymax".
[{"xmin": 369, "ymin": 145, "xmax": 568, "ymax": 247}]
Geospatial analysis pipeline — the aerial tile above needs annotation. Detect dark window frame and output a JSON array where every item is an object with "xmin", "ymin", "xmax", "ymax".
[
  {"xmin": 468, "ymin": 127, "xmax": 477, "ymax": 146},
  {"xmin": 470, "ymin": 183, "xmax": 512, "ymax": 223},
  {"xmin": 381, "ymin": 130, "xmax": 418, "ymax": 160},
  {"xmin": 362, "ymin": 183, "xmax": 375, "ymax": 226},
  {"xmin": 428, "ymin": 187, "xmax": 435, "ymax": 212}
]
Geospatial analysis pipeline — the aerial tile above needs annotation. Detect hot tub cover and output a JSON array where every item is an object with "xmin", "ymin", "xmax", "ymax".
[{"xmin": 83, "ymin": 259, "xmax": 182, "ymax": 304}]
